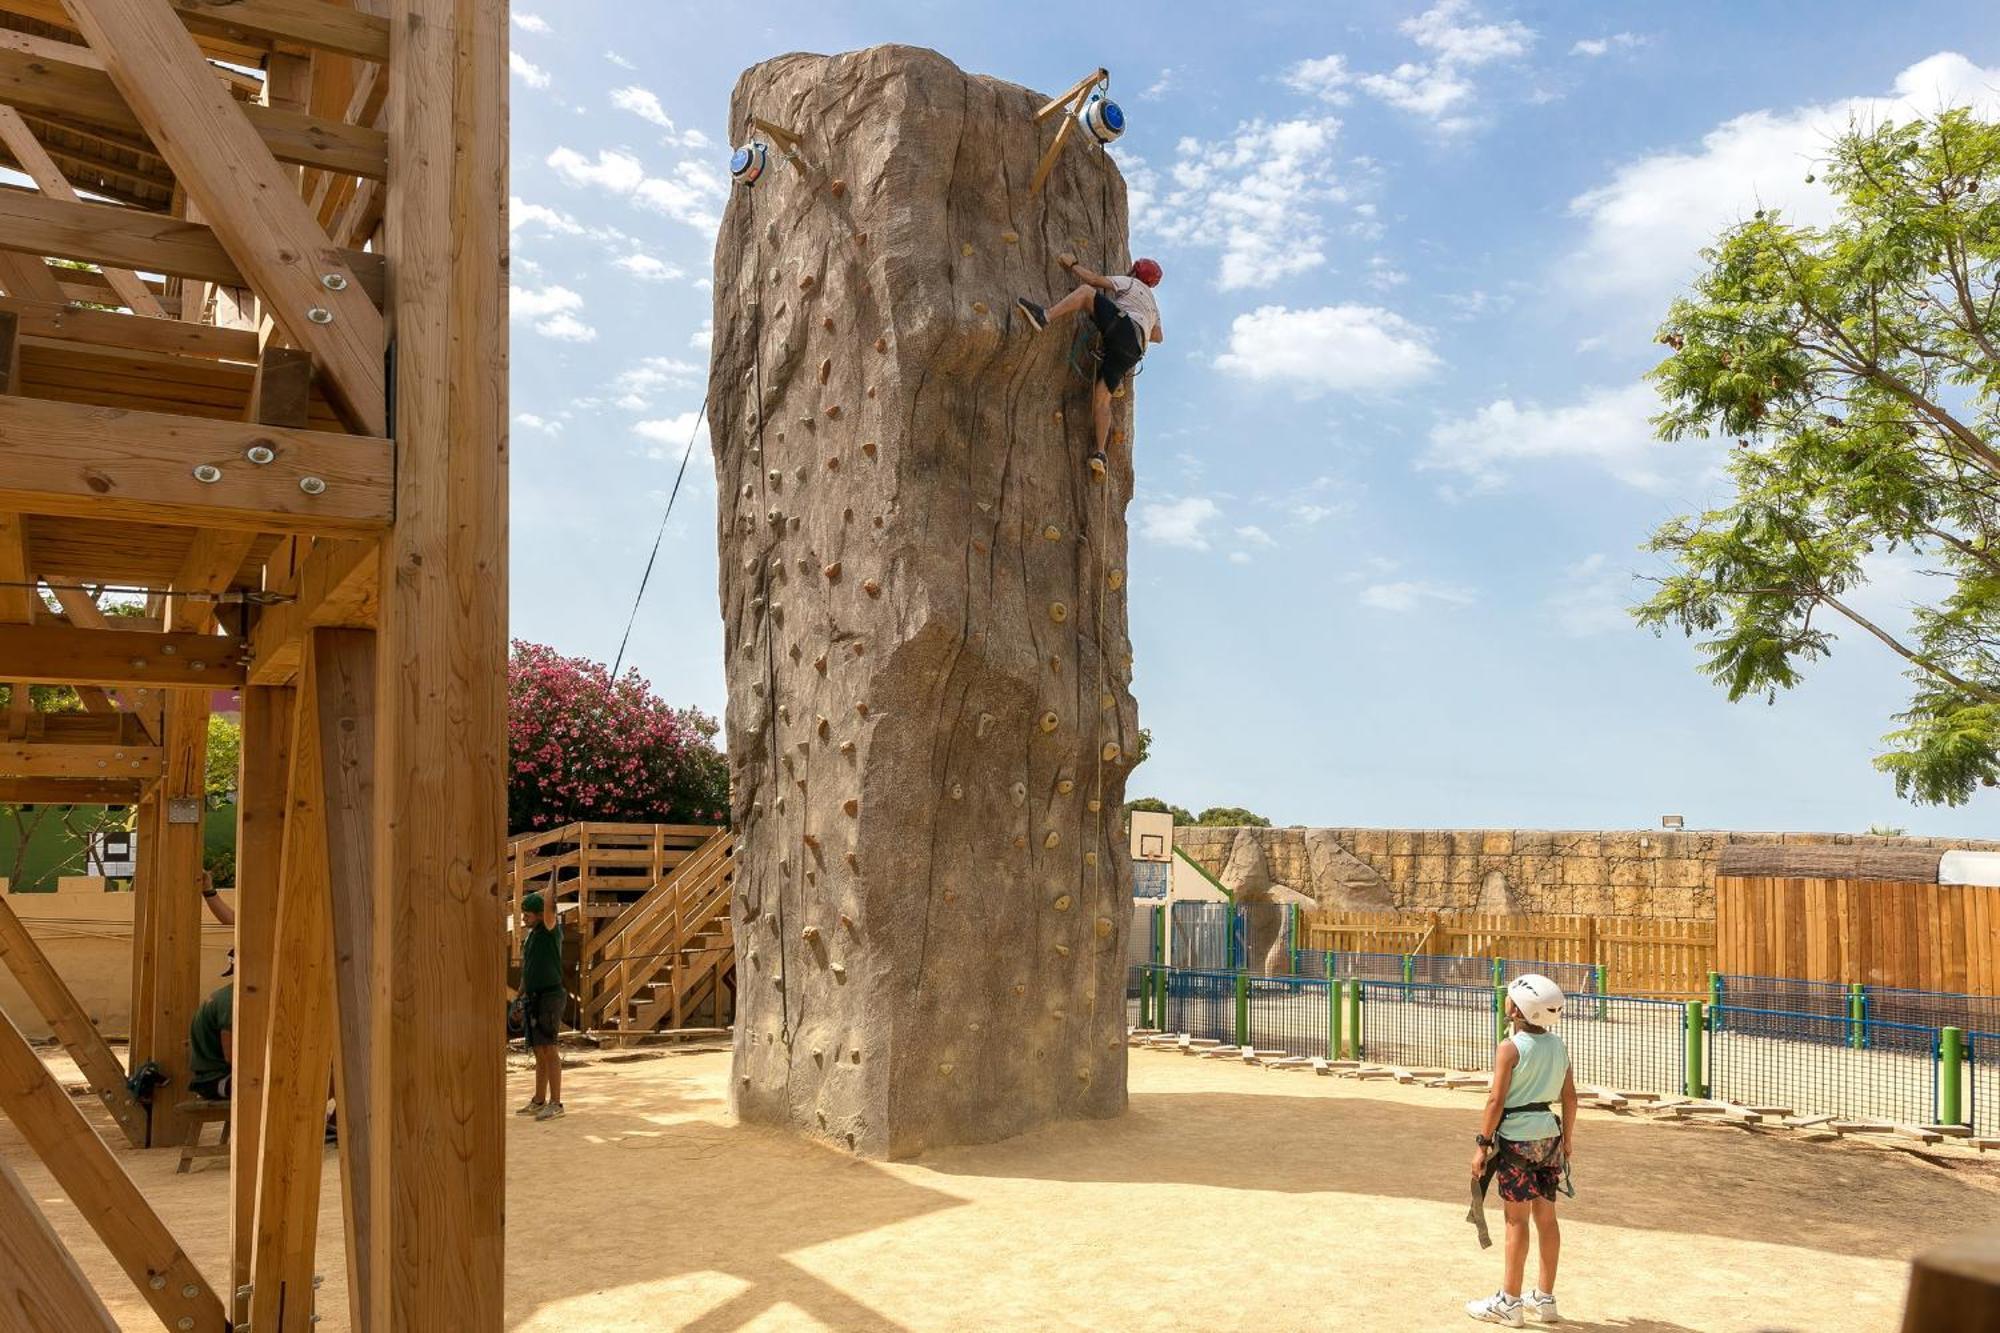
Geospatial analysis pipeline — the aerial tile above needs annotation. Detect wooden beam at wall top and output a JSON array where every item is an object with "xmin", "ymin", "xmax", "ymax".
[
  {"xmin": 0, "ymin": 392, "xmax": 392, "ymax": 534},
  {"xmin": 0, "ymin": 189, "xmax": 385, "ymax": 303},
  {"xmin": 0, "ymin": 46, "xmax": 389, "ymax": 180},
  {"xmin": 0, "ymin": 295, "xmax": 259, "ymax": 360},
  {"xmin": 56, "ymin": 0, "xmax": 388, "ymax": 431},
  {"xmin": 0, "ymin": 620, "xmax": 245, "ymax": 687},
  {"xmin": 0, "ymin": 776, "xmax": 144, "ymax": 802},
  {"xmin": 0, "ymin": 739, "xmax": 161, "ymax": 777},
  {"xmin": 4, "ymin": 0, "xmax": 391, "ymax": 61}
]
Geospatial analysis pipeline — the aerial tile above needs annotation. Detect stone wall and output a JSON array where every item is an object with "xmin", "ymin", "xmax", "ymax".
[{"xmin": 1173, "ymin": 827, "xmax": 2000, "ymax": 920}]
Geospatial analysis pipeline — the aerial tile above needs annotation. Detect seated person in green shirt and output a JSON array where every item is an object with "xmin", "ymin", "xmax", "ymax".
[
  {"xmin": 516, "ymin": 892, "xmax": 566, "ymax": 1122},
  {"xmin": 187, "ymin": 982, "xmax": 233, "ymax": 1102}
]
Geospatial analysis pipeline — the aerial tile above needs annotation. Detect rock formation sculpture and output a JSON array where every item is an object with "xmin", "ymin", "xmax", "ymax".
[{"xmin": 708, "ymin": 45, "xmax": 1140, "ymax": 1158}]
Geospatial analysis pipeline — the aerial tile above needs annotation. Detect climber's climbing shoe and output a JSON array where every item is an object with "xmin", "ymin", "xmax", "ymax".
[
  {"xmin": 1016, "ymin": 297, "xmax": 1049, "ymax": 331},
  {"xmin": 1087, "ymin": 451, "xmax": 1107, "ymax": 479}
]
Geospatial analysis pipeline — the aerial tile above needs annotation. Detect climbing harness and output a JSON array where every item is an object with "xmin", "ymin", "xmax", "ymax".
[
  {"xmin": 730, "ymin": 141, "xmax": 769, "ymax": 188},
  {"xmin": 1066, "ymin": 319, "xmax": 1142, "ymax": 392},
  {"xmin": 1080, "ymin": 89, "xmax": 1125, "ymax": 144}
]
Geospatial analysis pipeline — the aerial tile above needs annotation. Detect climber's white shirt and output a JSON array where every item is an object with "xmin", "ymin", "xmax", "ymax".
[{"xmin": 1106, "ymin": 276, "xmax": 1159, "ymax": 344}]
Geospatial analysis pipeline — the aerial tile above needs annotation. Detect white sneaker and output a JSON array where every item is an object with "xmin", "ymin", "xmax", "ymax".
[
  {"xmin": 514, "ymin": 1100, "xmax": 545, "ymax": 1117},
  {"xmin": 1465, "ymin": 1292, "xmax": 1525, "ymax": 1327},
  {"xmin": 534, "ymin": 1101, "xmax": 565, "ymax": 1122},
  {"xmin": 1524, "ymin": 1290, "xmax": 1560, "ymax": 1324}
]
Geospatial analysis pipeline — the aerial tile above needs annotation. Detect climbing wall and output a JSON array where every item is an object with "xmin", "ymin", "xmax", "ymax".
[{"xmin": 709, "ymin": 45, "xmax": 1140, "ymax": 1158}]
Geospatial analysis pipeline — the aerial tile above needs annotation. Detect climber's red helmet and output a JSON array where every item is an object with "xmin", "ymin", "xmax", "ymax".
[{"xmin": 1130, "ymin": 257, "xmax": 1163, "ymax": 287}]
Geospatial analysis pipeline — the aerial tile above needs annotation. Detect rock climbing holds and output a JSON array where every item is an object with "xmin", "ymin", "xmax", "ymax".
[
  {"xmin": 801, "ymin": 925, "xmax": 820, "ymax": 943},
  {"xmin": 1053, "ymin": 894, "xmax": 1072, "ymax": 912},
  {"xmin": 950, "ymin": 782, "xmax": 964, "ymax": 800},
  {"xmin": 1084, "ymin": 851, "xmax": 1098, "ymax": 867},
  {"xmin": 802, "ymin": 833, "xmax": 820, "ymax": 850},
  {"xmin": 1056, "ymin": 778, "xmax": 1075, "ymax": 795},
  {"xmin": 863, "ymin": 579, "xmax": 881, "ymax": 598},
  {"xmin": 1049, "ymin": 602, "xmax": 1068, "ymax": 623},
  {"xmin": 825, "ymin": 404, "xmax": 842, "ymax": 420},
  {"xmin": 1054, "ymin": 944, "xmax": 1070, "ymax": 959},
  {"xmin": 862, "ymin": 441, "xmax": 878, "ymax": 457},
  {"xmin": 1043, "ymin": 524, "xmax": 1061, "ymax": 541},
  {"xmin": 826, "ymin": 455, "xmax": 840, "ymax": 471},
  {"xmin": 799, "ymin": 274, "xmax": 817, "ymax": 291},
  {"xmin": 816, "ymin": 715, "xmax": 830, "ymax": 738},
  {"xmin": 838, "ymin": 740, "xmax": 855, "ymax": 756},
  {"xmin": 814, "ymin": 651, "xmax": 828, "ymax": 674},
  {"xmin": 976, "ymin": 712, "xmax": 996, "ymax": 738},
  {"xmin": 1002, "ymin": 230, "xmax": 1019, "ymax": 244},
  {"xmin": 842, "ymin": 798, "xmax": 858, "ymax": 816},
  {"xmin": 1101, "ymin": 742, "xmax": 1121, "ymax": 762},
  {"xmin": 1010, "ymin": 781, "xmax": 1027, "ymax": 806},
  {"xmin": 823, "ymin": 561, "xmax": 842, "ymax": 581},
  {"xmin": 1044, "ymin": 830, "xmax": 1061, "ymax": 849},
  {"xmin": 971, "ymin": 301, "xmax": 989, "ymax": 315},
  {"xmin": 1038, "ymin": 711, "xmax": 1059, "ymax": 733},
  {"xmin": 856, "ymin": 702, "xmax": 870, "ymax": 717},
  {"xmin": 874, "ymin": 336, "xmax": 888, "ymax": 353},
  {"xmin": 1087, "ymin": 799, "xmax": 1101, "ymax": 814}
]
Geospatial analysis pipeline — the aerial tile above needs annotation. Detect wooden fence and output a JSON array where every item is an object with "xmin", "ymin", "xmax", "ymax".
[
  {"xmin": 1715, "ymin": 875, "xmax": 2000, "ymax": 993},
  {"xmin": 1300, "ymin": 910, "xmax": 1716, "ymax": 999}
]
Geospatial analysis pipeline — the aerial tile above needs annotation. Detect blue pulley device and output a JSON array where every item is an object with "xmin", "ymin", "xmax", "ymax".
[
  {"xmin": 1081, "ymin": 93, "xmax": 1125, "ymax": 144},
  {"xmin": 730, "ymin": 141, "xmax": 768, "ymax": 188}
]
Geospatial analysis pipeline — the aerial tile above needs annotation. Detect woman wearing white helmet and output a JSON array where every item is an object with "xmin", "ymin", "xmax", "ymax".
[{"xmin": 1465, "ymin": 973, "xmax": 1577, "ymax": 1327}]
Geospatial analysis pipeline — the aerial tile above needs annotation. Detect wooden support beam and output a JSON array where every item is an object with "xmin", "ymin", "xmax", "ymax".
[
  {"xmin": 0, "ymin": 106, "xmax": 165, "ymax": 316},
  {"xmin": 229, "ymin": 682, "xmax": 290, "ymax": 1328},
  {"xmin": 0, "ymin": 508, "xmax": 31, "ymax": 623},
  {"xmin": 136, "ymin": 687, "xmax": 209, "ymax": 1147},
  {"xmin": 0, "ymin": 249, "xmax": 67, "ymax": 304},
  {"xmin": 244, "ymin": 343, "xmax": 312, "ymax": 430},
  {"xmin": 1901, "ymin": 1231, "xmax": 2000, "ymax": 1332},
  {"xmin": 319, "ymin": 628, "xmax": 377, "ymax": 1327},
  {"xmin": 246, "ymin": 536, "xmax": 374, "ymax": 683},
  {"xmin": 369, "ymin": 0, "xmax": 507, "ymax": 1324},
  {"xmin": 0, "ymin": 296, "xmax": 258, "ymax": 359},
  {"xmin": 0, "ymin": 776, "xmax": 144, "ymax": 802},
  {"xmin": 0, "ymin": 393, "xmax": 393, "ymax": 534},
  {"xmin": 0, "ymin": 46, "xmax": 389, "ymax": 179},
  {"xmin": 1035, "ymin": 68, "xmax": 1107, "ymax": 121},
  {"xmin": 0, "ymin": 189, "xmax": 385, "ymax": 304},
  {"xmin": 39, "ymin": 583, "xmax": 163, "ymax": 743},
  {"xmin": 4, "ymin": 0, "xmax": 392, "ymax": 61},
  {"xmin": 0, "ymin": 887, "xmax": 148, "ymax": 1143},
  {"xmin": 0, "ymin": 621, "xmax": 244, "ymax": 688},
  {"xmin": 166, "ymin": 530, "xmax": 260, "ymax": 634},
  {"xmin": 126, "ymin": 788, "xmax": 159, "ymax": 1067},
  {"xmin": 247, "ymin": 639, "xmax": 339, "ymax": 1333},
  {"xmin": 0, "ymin": 1006, "xmax": 224, "ymax": 1331},
  {"xmin": 61, "ymin": 0, "xmax": 389, "ymax": 433},
  {"xmin": 0, "ymin": 1154, "xmax": 121, "ymax": 1333},
  {"xmin": 0, "ymin": 740, "xmax": 160, "ymax": 777}
]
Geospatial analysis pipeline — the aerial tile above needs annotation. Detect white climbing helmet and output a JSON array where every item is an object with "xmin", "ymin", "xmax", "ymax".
[{"xmin": 1507, "ymin": 973, "xmax": 1564, "ymax": 1028}]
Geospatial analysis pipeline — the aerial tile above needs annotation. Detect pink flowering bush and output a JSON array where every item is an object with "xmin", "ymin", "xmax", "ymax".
[{"xmin": 508, "ymin": 640, "xmax": 729, "ymax": 833}]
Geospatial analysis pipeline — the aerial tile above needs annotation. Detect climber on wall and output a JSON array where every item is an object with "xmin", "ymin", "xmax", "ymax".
[{"xmin": 1016, "ymin": 254, "xmax": 1164, "ymax": 478}]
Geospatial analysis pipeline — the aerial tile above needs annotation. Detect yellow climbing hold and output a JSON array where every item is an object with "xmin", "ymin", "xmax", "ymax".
[
  {"xmin": 1056, "ymin": 778, "xmax": 1075, "ymax": 795},
  {"xmin": 1043, "ymin": 830, "xmax": 1061, "ymax": 849},
  {"xmin": 961, "ymin": 242, "xmax": 974, "ymax": 257},
  {"xmin": 971, "ymin": 300, "xmax": 989, "ymax": 314},
  {"xmin": 1054, "ymin": 894, "xmax": 1072, "ymax": 912},
  {"xmin": 1038, "ymin": 710, "xmax": 1059, "ymax": 733},
  {"xmin": 1049, "ymin": 602, "xmax": 1068, "ymax": 623},
  {"xmin": 1102, "ymin": 742, "xmax": 1122, "ymax": 762},
  {"xmin": 1043, "ymin": 524, "xmax": 1060, "ymax": 541},
  {"xmin": 1002, "ymin": 230, "xmax": 1019, "ymax": 244},
  {"xmin": 1107, "ymin": 568, "xmax": 1124, "ymax": 589}
]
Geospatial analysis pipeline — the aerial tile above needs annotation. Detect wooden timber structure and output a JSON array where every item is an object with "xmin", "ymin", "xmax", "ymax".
[
  {"xmin": 506, "ymin": 821, "xmax": 737, "ymax": 1039},
  {"xmin": 0, "ymin": 1, "xmax": 506, "ymax": 1330}
]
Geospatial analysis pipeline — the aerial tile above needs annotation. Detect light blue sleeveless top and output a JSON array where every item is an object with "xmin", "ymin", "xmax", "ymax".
[{"xmin": 1500, "ymin": 1030, "xmax": 1567, "ymax": 1141}]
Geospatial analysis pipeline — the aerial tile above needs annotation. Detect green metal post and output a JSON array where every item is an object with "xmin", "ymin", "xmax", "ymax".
[
  {"xmin": 1326, "ymin": 953, "xmax": 1340, "ymax": 1059},
  {"xmin": 1848, "ymin": 982, "xmax": 1865, "ymax": 1050},
  {"xmin": 1592, "ymin": 964, "xmax": 1606, "ymax": 1020},
  {"xmin": 1684, "ymin": 1000, "xmax": 1706, "ymax": 1098},
  {"xmin": 1139, "ymin": 966, "xmax": 1151, "ymax": 1028},
  {"xmin": 1940, "ymin": 1027, "xmax": 1965, "ymax": 1125},
  {"xmin": 1402, "ymin": 952, "xmax": 1415, "ymax": 993},
  {"xmin": 1153, "ymin": 905, "xmax": 1165, "ymax": 964},
  {"xmin": 1156, "ymin": 964, "xmax": 1168, "ymax": 1031},
  {"xmin": 1493, "ymin": 956, "xmax": 1504, "ymax": 988},
  {"xmin": 1708, "ymin": 970, "xmax": 1722, "ymax": 1019},
  {"xmin": 1346, "ymin": 980, "xmax": 1362, "ymax": 1059},
  {"xmin": 1234, "ymin": 970, "xmax": 1249, "ymax": 1047},
  {"xmin": 1494, "ymin": 985, "xmax": 1507, "ymax": 1043}
]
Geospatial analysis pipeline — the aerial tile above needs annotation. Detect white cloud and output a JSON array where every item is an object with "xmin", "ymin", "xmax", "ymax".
[
  {"xmin": 547, "ymin": 145, "xmax": 726, "ymax": 234},
  {"xmin": 1141, "ymin": 68, "xmax": 1177, "ymax": 101},
  {"xmin": 689, "ymin": 320, "xmax": 713, "ymax": 350},
  {"xmin": 1140, "ymin": 496, "xmax": 1222, "ymax": 550},
  {"xmin": 514, "ymin": 412, "xmax": 562, "ymax": 433},
  {"xmin": 1361, "ymin": 580, "xmax": 1475, "ymax": 612},
  {"xmin": 1290, "ymin": 502, "xmax": 1341, "ymax": 525},
  {"xmin": 1227, "ymin": 552, "xmax": 1253, "ymax": 566},
  {"xmin": 1568, "ymin": 52, "xmax": 2000, "ymax": 306},
  {"xmin": 633, "ymin": 413, "xmax": 714, "ymax": 486},
  {"xmin": 1571, "ymin": 33, "xmax": 1647, "ymax": 58},
  {"xmin": 1547, "ymin": 554, "xmax": 1633, "ymax": 637},
  {"xmin": 1214, "ymin": 304, "xmax": 1439, "ymax": 395},
  {"xmin": 614, "ymin": 252, "xmax": 684, "ymax": 282},
  {"xmin": 509, "ymin": 51, "xmax": 550, "ymax": 90},
  {"xmin": 615, "ymin": 356, "xmax": 701, "ymax": 404},
  {"xmin": 1127, "ymin": 116, "xmax": 1349, "ymax": 290},
  {"xmin": 509, "ymin": 285, "xmax": 596, "ymax": 342},
  {"xmin": 1283, "ymin": 55, "xmax": 1351, "ymax": 104},
  {"xmin": 1420, "ymin": 381, "xmax": 1687, "ymax": 492},
  {"xmin": 509, "ymin": 196, "xmax": 583, "ymax": 235},
  {"xmin": 1235, "ymin": 525, "xmax": 1276, "ymax": 547},
  {"xmin": 611, "ymin": 86, "xmax": 672, "ymax": 128},
  {"xmin": 1352, "ymin": 0, "xmax": 1533, "ymax": 133},
  {"xmin": 512, "ymin": 13, "xmax": 549, "ymax": 32},
  {"xmin": 604, "ymin": 51, "xmax": 635, "ymax": 71}
]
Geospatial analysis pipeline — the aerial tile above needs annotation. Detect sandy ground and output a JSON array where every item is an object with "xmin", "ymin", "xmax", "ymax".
[{"xmin": 8, "ymin": 1043, "xmax": 1999, "ymax": 1332}]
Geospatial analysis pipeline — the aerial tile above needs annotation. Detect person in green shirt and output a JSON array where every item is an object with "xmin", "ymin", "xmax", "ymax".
[
  {"xmin": 517, "ymin": 892, "xmax": 566, "ymax": 1121},
  {"xmin": 187, "ymin": 982, "xmax": 233, "ymax": 1101}
]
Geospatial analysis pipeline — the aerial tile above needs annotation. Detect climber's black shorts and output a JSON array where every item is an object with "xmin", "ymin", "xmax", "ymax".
[{"xmin": 1091, "ymin": 292, "xmax": 1144, "ymax": 391}]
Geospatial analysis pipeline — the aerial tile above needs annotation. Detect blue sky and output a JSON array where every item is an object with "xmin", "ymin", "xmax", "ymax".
[{"xmin": 506, "ymin": 1, "xmax": 2000, "ymax": 836}]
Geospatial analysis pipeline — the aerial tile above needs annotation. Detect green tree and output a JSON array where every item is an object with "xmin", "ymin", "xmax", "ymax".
[
  {"xmin": 1637, "ymin": 109, "xmax": 2000, "ymax": 806},
  {"xmin": 204, "ymin": 714, "xmax": 241, "ymax": 806},
  {"xmin": 1125, "ymin": 796, "xmax": 1193, "ymax": 824},
  {"xmin": 1191, "ymin": 806, "xmax": 1271, "ymax": 827}
]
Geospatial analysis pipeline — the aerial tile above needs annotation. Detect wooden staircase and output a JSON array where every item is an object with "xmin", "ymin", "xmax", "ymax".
[{"xmin": 506, "ymin": 822, "xmax": 736, "ymax": 1038}]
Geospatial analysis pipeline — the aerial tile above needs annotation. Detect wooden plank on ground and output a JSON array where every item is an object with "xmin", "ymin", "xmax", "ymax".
[
  {"xmin": 0, "ymin": 1006, "xmax": 224, "ymax": 1330},
  {"xmin": 0, "ymin": 1153, "xmax": 121, "ymax": 1333},
  {"xmin": 0, "ymin": 889, "xmax": 147, "ymax": 1143},
  {"xmin": 61, "ymin": 0, "xmax": 388, "ymax": 432},
  {"xmin": 0, "ymin": 393, "xmax": 392, "ymax": 534},
  {"xmin": 228, "ymin": 683, "xmax": 290, "ymax": 1327}
]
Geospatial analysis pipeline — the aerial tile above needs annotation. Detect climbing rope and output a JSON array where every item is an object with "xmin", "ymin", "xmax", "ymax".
[
  {"xmin": 1092, "ymin": 455, "xmax": 1109, "ymax": 944},
  {"xmin": 609, "ymin": 398, "xmax": 708, "ymax": 682}
]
